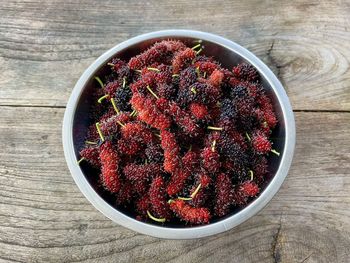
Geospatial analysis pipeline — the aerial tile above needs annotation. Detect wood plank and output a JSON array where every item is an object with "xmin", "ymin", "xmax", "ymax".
[
  {"xmin": 0, "ymin": 0, "xmax": 349, "ymax": 110},
  {"xmin": 0, "ymin": 107, "xmax": 349, "ymax": 262}
]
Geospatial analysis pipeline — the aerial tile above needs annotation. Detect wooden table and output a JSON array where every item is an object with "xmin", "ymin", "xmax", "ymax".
[{"xmin": 1, "ymin": 1, "xmax": 349, "ymax": 262}]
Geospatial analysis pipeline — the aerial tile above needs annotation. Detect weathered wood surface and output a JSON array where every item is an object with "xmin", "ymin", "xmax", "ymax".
[
  {"xmin": 0, "ymin": 0, "xmax": 349, "ymax": 110},
  {"xmin": 1, "ymin": 0, "xmax": 350, "ymax": 262},
  {"xmin": 0, "ymin": 108, "xmax": 349, "ymax": 262}
]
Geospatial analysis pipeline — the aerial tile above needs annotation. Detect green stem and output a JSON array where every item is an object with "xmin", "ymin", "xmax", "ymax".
[
  {"xmin": 95, "ymin": 122, "xmax": 105, "ymax": 142},
  {"xmin": 117, "ymin": 121, "xmax": 126, "ymax": 128},
  {"xmin": 245, "ymin": 132, "xmax": 251, "ymax": 142},
  {"xmin": 178, "ymin": 196, "xmax": 193, "ymax": 201},
  {"xmin": 146, "ymin": 85, "xmax": 159, "ymax": 99},
  {"xmin": 191, "ymin": 43, "xmax": 201, "ymax": 50},
  {"xmin": 207, "ymin": 126, "xmax": 223, "ymax": 131},
  {"xmin": 211, "ymin": 140, "xmax": 216, "ymax": 152},
  {"xmin": 191, "ymin": 184, "xmax": 202, "ymax": 198},
  {"xmin": 147, "ymin": 210, "xmax": 166, "ymax": 223},
  {"xmin": 271, "ymin": 149, "xmax": 280, "ymax": 156},
  {"xmin": 98, "ymin": 94, "xmax": 109, "ymax": 104},
  {"xmin": 147, "ymin": 67, "xmax": 160, "ymax": 72},
  {"xmin": 94, "ymin": 76, "xmax": 104, "ymax": 88},
  {"xmin": 249, "ymin": 170, "xmax": 254, "ymax": 181},
  {"xmin": 122, "ymin": 77, "xmax": 127, "ymax": 88},
  {"xmin": 77, "ymin": 157, "xmax": 85, "ymax": 165},
  {"xmin": 85, "ymin": 140, "xmax": 98, "ymax": 145},
  {"xmin": 110, "ymin": 98, "xmax": 120, "ymax": 115}
]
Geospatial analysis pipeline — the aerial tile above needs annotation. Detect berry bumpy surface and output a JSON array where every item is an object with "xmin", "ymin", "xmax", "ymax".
[{"xmin": 78, "ymin": 40, "xmax": 279, "ymax": 226}]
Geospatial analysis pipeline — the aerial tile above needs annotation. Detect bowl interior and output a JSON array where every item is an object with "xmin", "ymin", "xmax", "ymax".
[{"xmin": 72, "ymin": 36, "xmax": 286, "ymax": 228}]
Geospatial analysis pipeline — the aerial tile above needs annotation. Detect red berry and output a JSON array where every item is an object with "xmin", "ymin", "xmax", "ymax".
[
  {"xmin": 99, "ymin": 141, "xmax": 121, "ymax": 193},
  {"xmin": 189, "ymin": 103, "xmax": 208, "ymax": 120},
  {"xmin": 201, "ymin": 147, "xmax": 220, "ymax": 173},
  {"xmin": 136, "ymin": 195, "xmax": 150, "ymax": 215},
  {"xmin": 172, "ymin": 48, "xmax": 197, "ymax": 74},
  {"xmin": 240, "ymin": 181, "xmax": 259, "ymax": 197},
  {"xmin": 214, "ymin": 173, "xmax": 233, "ymax": 217},
  {"xmin": 160, "ymin": 130, "xmax": 181, "ymax": 173},
  {"xmin": 123, "ymin": 163, "xmax": 162, "ymax": 182},
  {"xmin": 130, "ymin": 92, "xmax": 171, "ymax": 130},
  {"xmin": 251, "ymin": 131, "xmax": 272, "ymax": 154},
  {"xmin": 79, "ymin": 147, "xmax": 100, "ymax": 167},
  {"xmin": 208, "ymin": 69, "xmax": 224, "ymax": 87},
  {"xmin": 169, "ymin": 199, "xmax": 211, "ymax": 224},
  {"xmin": 149, "ymin": 176, "xmax": 171, "ymax": 219}
]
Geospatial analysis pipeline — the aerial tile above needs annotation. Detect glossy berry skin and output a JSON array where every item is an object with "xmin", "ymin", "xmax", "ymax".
[
  {"xmin": 99, "ymin": 141, "xmax": 121, "ymax": 193},
  {"xmin": 169, "ymin": 199, "xmax": 211, "ymax": 224}
]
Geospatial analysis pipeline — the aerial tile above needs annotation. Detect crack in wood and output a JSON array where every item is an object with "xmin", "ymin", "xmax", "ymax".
[{"xmin": 271, "ymin": 215, "xmax": 283, "ymax": 263}]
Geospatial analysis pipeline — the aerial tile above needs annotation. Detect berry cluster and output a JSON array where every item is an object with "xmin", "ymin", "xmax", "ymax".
[{"xmin": 78, "ymin": 40, "xmax": 279, "ymax": 226}]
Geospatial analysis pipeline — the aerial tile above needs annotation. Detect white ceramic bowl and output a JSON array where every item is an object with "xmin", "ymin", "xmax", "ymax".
[{"xmin": 62, "ymin": 30, "xmax": 295, "ymax": 239}]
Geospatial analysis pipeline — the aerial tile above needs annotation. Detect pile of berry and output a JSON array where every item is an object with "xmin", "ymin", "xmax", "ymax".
[{"xmin": 78, "ymin": 40, "xmax": 279, "ymax": 225}]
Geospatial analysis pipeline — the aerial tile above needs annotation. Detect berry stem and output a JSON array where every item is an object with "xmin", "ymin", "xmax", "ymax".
[
  {"xmin": 117, "ymin": 121, "xmax": 126, "ymax": 128},
  {"xmin": 172, "ymin": 74, "xmax": 179, "ymax": 77},
  {"xmin": 146, "ymin": 210, "xmax": 166, "ymax": 223},
  {"xmin": 245, "ymin": 132, "xmax": 251, "ymax": 141},
  {"xmin": 85, "ymin": 140, "xmax": 98, "ymax": 145},
  {"xmin": 190, "ymin": 87, "xmax": 197, "ymax": 94},
  {"xmin": 98, "ymin": 94, "xmax": 109, "ymax": 104},
  {"xmin": 211, "ymin": 140, "xmax": 216, "ymax": 152},
  {"xmin": 196, "ymin": 48, "xmax": 203, "ymax": 55},
  {"xmin": 130, "ymin": 109, "xmax": 137, "ymax": 117},
  {"xmin": 178, "ymin": 196, "xmax": 192, "ymax": 201},
  {"xmin": 167, "ymin": 199, "xmax": 174, "ymax": 204},
  {"xmin": 135, "ymin": 69, "xmax": 142, "ymax": 73},
  {"xmin": 271, "ymin": 149, "xmax": 280, "ymax": 156},
  {"xmin": 195, "ymin": 67, "xmax": 200, "ymax": 78},
  {"xmin": 249, "ymin": 170, "xmax": 254, "ymax": 181},
  {"xmin": 203, "ymin": 71, "xmax": 207, "ymax": 78},
  {"xmin": 146, "ymin": 85, "xmax": 159, "ymax": 99},
  {"xmin": 190, "ymin": 183, "xmax": 202, "ymax": 198},
  {"xmin": 110, "ymin": 98, "xmax": 120, "ymax": 115},
  {"xmin": 94, "ymin": 76, "xmax": 104, "ymax": 88},
  {"xmin": 77, "ymin": 157, "xmax": 85, "ymax": 165},
  {"xmin": 193, "ymin": 39, "xmax": 203, "ymax": 44},
  {"xmin": 207, "ymin": 126, "xmax": 223, "ymax": 131},
  {"xmin": 107, "ymin": 63, "xmax": 114, "ymax": 67},
  {"xmin": 191, "ymin": 43, "xmax": 201, "ymax": 50},
  {"xmin": 122, "ymin": 77, "xmax": 127, "ymax": 88},
  {"xmin": 95, "ymin": 122, "xmax": 105, "ymax": 142},
  {"xmin": 147, "ymin": 67, "xmax": 160, "ymax": 72}
]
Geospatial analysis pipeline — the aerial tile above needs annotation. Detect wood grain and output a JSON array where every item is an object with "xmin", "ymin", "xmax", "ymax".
[
  {"xmin": 0, "ymin": 107, "xmax": 349, "ymax": 262},
  {"xmin": 0, "ymin": 0, "xmax": 349, "ymax": 110}
]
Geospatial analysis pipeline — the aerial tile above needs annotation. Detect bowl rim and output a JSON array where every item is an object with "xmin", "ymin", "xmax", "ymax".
[{"xmin": 62, "ymin": 29, "xmax": 295, "ymax": 239}]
